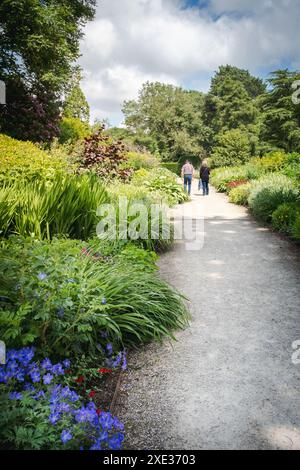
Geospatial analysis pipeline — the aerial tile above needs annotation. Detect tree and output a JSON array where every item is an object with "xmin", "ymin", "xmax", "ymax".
[
  {"xmin": 210, "ymin": 65, "xmax": 266, "ymax": 99},
  {"xmin": 204, "ymin": 66, "xmax": 264, "ymax": 152},
  {"xmin": 211, "ymin": 129, "xmax": 252, "ymax": 168},
  {"xmin": 63, "ymin": 69, "xmax": 90, "ymax": 123},
  {"xmin": 123, "ymin": 82, "xmax": 210, "ymax": 163},
  {"xmin": 259, "ymin": 69, "xmax": 300, "ymax": 153},
  {"xmin": 0, "ymin": 0, "xmax": 95, "ymax": 141}
]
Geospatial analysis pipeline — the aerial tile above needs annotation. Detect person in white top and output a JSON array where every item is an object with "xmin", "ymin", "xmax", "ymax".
[{"xmin": 181, "ymin": 160, "xmax": 194, "ymax": 196}]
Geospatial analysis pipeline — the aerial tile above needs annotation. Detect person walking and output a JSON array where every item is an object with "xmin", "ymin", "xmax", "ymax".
[
  {"xmin": 200, "ymin": 160, "xmax": 210, "ymax": 196},
  {"xmin": 181, "ymin": 160, "xmax": 194, "ymax": 196}
]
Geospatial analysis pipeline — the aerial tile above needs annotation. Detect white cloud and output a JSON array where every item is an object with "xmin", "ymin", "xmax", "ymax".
[{"xmin": 79, "ymin": 0, "xmax": 300, "ymax": 124}]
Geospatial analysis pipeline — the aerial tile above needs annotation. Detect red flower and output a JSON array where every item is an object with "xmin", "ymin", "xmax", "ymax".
[
  {"xmin": 75, "ymin": 375, "xmax": 85, "ymax": 383},
  {"xmin": 98, "ymin": 368, "xmax": 112, "ymax": 374},
  {"xmin": 88, "ymin": 390, "xmax": 96, "ymax": 398},
  {"xmin": 96, "ymin": 408, "xmax": 102, "ymax": 416}
]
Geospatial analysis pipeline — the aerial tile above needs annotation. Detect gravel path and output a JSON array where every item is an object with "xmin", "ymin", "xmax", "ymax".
[{"xmin": 115, "ymin": 183, "xmax": 300, "ymax": 450}]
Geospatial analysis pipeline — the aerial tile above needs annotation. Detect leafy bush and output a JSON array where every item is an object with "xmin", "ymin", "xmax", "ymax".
[
  {"xmin": 0, "ymin": 347, "xmax": 124, "ymax": 450},
  {"xmin": 125, "ymin": 151, "xmax": 159, "ymax": 170},
  {"xmin": 248, "ymin": 174, "xmax": 299, "ymax": 221},
  {"xmin": 59, "ymin": 117, "xmax": 91, "ymax": 144},
  {"xmin": 292, "ymin": 215, "xmax": 300, "ymax": 242},
  {"xmin": 271, "ymin": 203, "xmax": 300, "ymax": 235},
  {"xmin": 0, "ymin": 237, "xmax": 189, "ymax": 356},
  {"xmin": 0, "ymin": 174, "xmax": 108, "ymax": 240},
  {"xmin": 229, "ymin": 183, "xmax": 252, "ymax": 205},
  {"xmin": 0, "ymin": 134, "xmax": 69, "ymax": 182},
  {"xmin": 252, "ymin": 151, "xmax": 286, "ymax": 172},
  {"xmin": 161, "ymin": 162, "xmax": 180, "ymax": 175},
  {"xmin": 132, "ymin": 168, "xmax": 188, "ymax": 206},
  {"xmin": 211, "ymin": 129, "xmax": 252, "ymax": 168},
  {"xmin": 226, "ymin": 179, "xmax": 249, "ymax": 193},
  {"xmin": 79, "ymin": 127, "xmax": 133, "ymax": 181},
  {"xmin": 211, "ymin": 166, "xmax": 249, "ymax": 192}
]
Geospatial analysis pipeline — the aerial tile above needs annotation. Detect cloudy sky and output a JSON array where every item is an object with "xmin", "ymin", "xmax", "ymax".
[{"xmin": 78, "ymin": 0, "xmax": 300, "ymax": 125}]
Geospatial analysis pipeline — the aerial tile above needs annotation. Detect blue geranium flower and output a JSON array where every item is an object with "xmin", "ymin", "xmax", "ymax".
[
  {"xmin": 52, "ymin": 363, "xmax": 64, "ymax": 376},
  {"xmin": 56, "ymin": 307, "xmax": 65, "ymax": 318},
  {"xmin": 43, "ymin": 373, "xmax": 53, "ymax": 385},
  {"xmin": 63, "ymin": 359, "xmax": 71, "ymax": 369},
  {"xmin": 49, "ymin": 411, "xmax": 61, "ymax": 425},
  {"xmin": 41, "ymin": 358, "xmax": 52, "ymax": 370},
  {"xmin": 101, "ymin": 297, "xmax": 107, "ymax": 305},
  {"xmin": 9, "ymin": 391, "xmax": 23, "ymax": 400},
  {"xmin": 37, "ymin": 272, "xmax": 47, "ymax": 281},
  {"xmin": 61, "ymin": 429, "xmax": 73, "ymax": 444}
]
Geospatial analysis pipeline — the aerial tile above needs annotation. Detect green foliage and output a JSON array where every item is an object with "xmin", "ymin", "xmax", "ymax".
[
  {"xmin": 0, "ymin": 1, "xmax": 95, "ymax": 141},
  {"xmin": 211, "ymin": 129, "xmax": 252, "ymax": 168},
  {"xmin": 259, "ymin": 69, "xmax": 300, "ymax": 153},
  {"xmin": 292, "ymin": 215, "xmax": 300, "ymax": 241},
  {"xmin": 59, "ymin": 117, "xmax": 91, "ymax": 144},
  {"xmin": 252, "ymin": 151, "xmax": 286, "ymax": 172},
  {"xmin": 0, "ymin": 174, "xmax": 108, "ymax": 240},
  {"xmin": 161, "ymin": 162, "xmax": 180, "ymax": 175},
  {"xmin": 63, "ymin": 70, "xmax": 90, "ymax": 123},
  {"xmin": 248, "ymin": 174, "xmax": 299, "ymax": 221},
  {"xmin": 123, "ymin": 82, "xmax": 210, "ymax": 161},
  {"xmin": 132, "ymin": 168, "xmax": 188, "ymax": 206},
  {"xmin": 228, "ymin": 183, "xmax": 252, "ymax": 206},
  {"xmin": 0, "ymin": 134, "xmax": 70, "ymax": 182},
  {"xmin": 211, "ymin": 166, "xmax": 251, "ymax": 192},
  {"xmin": 125, "ymin": 151, "xmax": 160, "ymax": 170},
  {"xmin": 0, "ymin": 237, "xmax": 189, "ymax": 356},
  {"xmin": 271, "ymin": 203, "xmax": 300, "ymax": 235}
]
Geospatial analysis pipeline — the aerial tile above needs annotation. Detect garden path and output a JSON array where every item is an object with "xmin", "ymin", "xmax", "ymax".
[{"xmin": 116, "ymin": 182, "xmax": 300, "ymax": 450}]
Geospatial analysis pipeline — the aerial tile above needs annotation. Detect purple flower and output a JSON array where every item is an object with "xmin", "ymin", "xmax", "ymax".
[
  {"xmin": 61, "ymin": 429, "xmax": 73, "ymax": 444},
  {"xmin": 63, "ymin": 359, "xmax": 71, "ymax": 369},
  {"xmin": 106, "ymin": 343, "xmax": 113, "ymax": 355},
  {"xmin": 99, "ymin": 411, "xmax": 114, "ymax": 430},
  {"xmin": 122, "ymin": 351, "xmax": 127, "ymax": 371},
  {"xmin": 49, "ymin": 412, "xmax": 61, "ymax": 425},
  {"xmin": 34, "ymin": 391, "xmax": 46, "ymax": 400},
  {"xmin": 90, "ymin": 439, "xmax": 102, "ymax": 451},
  {"xmin": 101, "ymin": 297, "xmax": 107, "ymax": 305},
  {"xmin": 37, "ymin": 272, "xmax": 47, "ymax": 281},
  {"xmin": 108, "ymin": 433, "xmax": 124, "ymax": 450},
  {"xmin": 41, "ymin": 358, "xmax": 52, "ymax": 370},
  {"xmin": 52, "ymin": 363, "xmax": 64, "ymax": 376},
  {"xmin": 9, "ymin": 391, "xmax": 23, "ymax": 400},
  {"xmin": 43, "ymin": 373, "xmax": 53, "ymax": 385},
  {"xmin": 24, "ymin": 383, "xmax": 35, "ymax": 391}
]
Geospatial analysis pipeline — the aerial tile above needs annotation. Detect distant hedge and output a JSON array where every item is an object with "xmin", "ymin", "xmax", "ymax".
[{"xmin": 161, "ymin": 162, "xmax": 180, "ymax": 175}]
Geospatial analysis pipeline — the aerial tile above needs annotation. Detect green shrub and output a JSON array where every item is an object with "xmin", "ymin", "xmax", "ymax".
[
  {"xmin": 161, "ymin": 162, "xmax": 180, "ymax": 175},
  {"xmin": 0, "ymin": 134, "xmax": 69, "ymax": 182},
  {"xmin": 292, "ymin": 214, "xmax": 300, "ymax": 241},
  {"xmin": 271, "ymin": 203, "xmax": 300, "ymax": 235},
  {"xmin": 211, "ymin": 129, "xmax": 252, "ymax": 168},
  {"xmin": 0, "ymin": 174, "xmax": 108, "ymax": 240},
  {"xmin": 59, "ymin": 117, "xmax": 91, "ymax": 144},
  {"xmin": 252, "ymin": 151, "xmax": 286, "ymax": 172},
  {"xmin": 211, "ymin": 166, "xmax": 249, "ymax": 192},
  {"xmin": 125, "ymin": 151, "xmax": 160, "ymax": 170},
  {"xmin": 248, "ymin": 174, "xmax": 299, "ymax": 222},
  {"xmin": 229, "ymin": 183, "xmax": 252, "ymax": 205},
  {"xmin": 0, "ymin": 237, "xmax": 189, "ymax": 356}
]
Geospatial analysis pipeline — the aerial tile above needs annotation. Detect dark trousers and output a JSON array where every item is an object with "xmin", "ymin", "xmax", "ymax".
[
  {"xmin": 202, "ymin": 180, "xmax": 209, "ymax": 195},
  {"xmin": 184, "ymin": 174, "xmax": 192, "ymax": 195}
]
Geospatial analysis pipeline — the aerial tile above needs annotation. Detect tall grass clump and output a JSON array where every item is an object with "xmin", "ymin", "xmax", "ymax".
[
  {"xmin": 248, "ymin": 174, "xmax": 299, "ymax": 222},
  {"xmin": 1, "ymin": 174, "xmax": 108, "ymax": 240}
]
